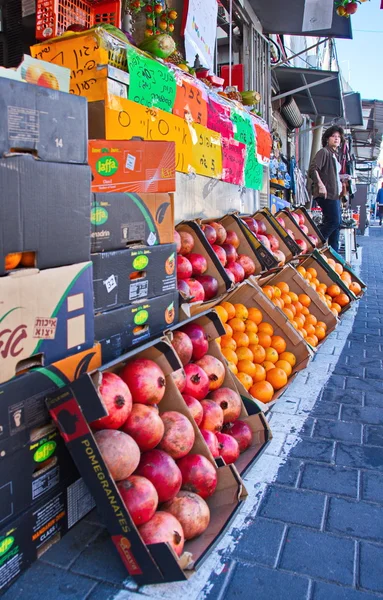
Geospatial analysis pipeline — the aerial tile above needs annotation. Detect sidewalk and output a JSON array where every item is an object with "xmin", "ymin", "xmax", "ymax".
[{"xmin": 5, "ymin": 229, "xmax": 383, "ymax": 600}]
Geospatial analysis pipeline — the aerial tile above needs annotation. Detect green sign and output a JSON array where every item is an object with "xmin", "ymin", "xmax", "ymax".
[
  {"xmin": 33, "ymin": 441, "xmax": 57, "ymax": 464},
  {"xmin": 134, "ymin": 309, "xmax": 149, "ymax": 325},
  {"xmin": 133, "ymin": 255, "xmax": 149, "ymax": 271},
  {"xmin": 127, "ymin": 47, "xmax": 176, "ymax": 113},
  {"xmin": 245, "ymin": 144, "xmax": 264, "ymax": 191},
  {"xmin": 0, "ymin": 537, "xmax": 14, "ymax": 556},
  {"xmin": 90, "ymin": 206, "xmax": 109, "ymax": 226},
  {"xmin": 96, "ymin": 156, "xmax": 119, "ymax": 176},
  {"xmin": 230, "ymin": 108, "xmax": 256, "ymax": 148}
]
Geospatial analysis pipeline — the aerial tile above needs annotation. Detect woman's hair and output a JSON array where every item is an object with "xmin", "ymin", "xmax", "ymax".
[{"xmin": 322, "ymin": 125, "xmax": 345, "ymax": 147}]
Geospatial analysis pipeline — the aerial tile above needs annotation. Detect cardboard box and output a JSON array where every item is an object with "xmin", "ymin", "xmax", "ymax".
[
  {"xmin": 294, "ymin": 206, "xmax": 325, "ymax": 247},
  {"xmin": 92, "ymin": 244, "xmax": 177, "ymax": 312},
  {"xmin": 0, "ymin": 55, "xmax": 70, "ymax": 92},
  {"xmin": 0, "ymin": 345, "xmax": 101, "ymax": 456},
  {"xmin": 0, "ymin": 156, "xmax": 91, "ymax": 275},
  {"xmin": 95, "ymin": 291, "xmax": 179, "ymax": 363},
  {"xmin": 89, "ymin": 140, "xmax": 176, "ymax": 194},
  {"xmin": 0, "ymin": 427, "xmax": 78, "ymax": 527},
  {"xmin": 0, "ymin": 478, "xmax": 95, "ymax": 593},
  {"xmin": 176, "ymin": 222, "xmax": 233, "ymax": 320},
  {"xmin": 46, "ymin": 338, "xmax": 246, "ymax": 585},
  {"xmin": 0, "ymin": 78, "xmax": 87, "ymax": 164},
  {"xmin": 276, "ymin": 210, "xmax": 316, "ymax": 252},
  {"xmin": 253, "ymin": 209, "xmax": 301, "ymax": 261},
  {"xmin": 320, "ymin": 246, "xmax": 366, "ymax": 296},
  {"xmin": 0, "ymin": 262, "xmax": 94, "ymax": 384},
  {"xmin": 71, "ymin": 66, "xmax": 130, "ymax": 101},
  {"xmin": 221, "ymin": 282, "xmax": 313, "ymax": 412},
  {"xmin": 91, "ymin": 192, "xmax": 175, "ymax": 252}
]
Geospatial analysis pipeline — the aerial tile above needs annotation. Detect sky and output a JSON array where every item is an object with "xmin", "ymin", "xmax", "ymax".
[{"xmin": 336, "ymin": 0, "xmax": 383, "ymax": 100}]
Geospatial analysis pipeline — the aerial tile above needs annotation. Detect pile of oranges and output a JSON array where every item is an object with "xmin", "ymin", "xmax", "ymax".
[
  {"xmin": 261, "ymin": 281, "xmax": 328, "ymax": 348},
  {"xmin": 322, "ymin": 256, "xmax": 362, "ymax": 296},
  {"xmin": 215, "ymin": 301, "xmax": 296, "ymax": 404},
  {"xmin": 295, "ymin": 265, "xmax": 350, "ymax": 315}
]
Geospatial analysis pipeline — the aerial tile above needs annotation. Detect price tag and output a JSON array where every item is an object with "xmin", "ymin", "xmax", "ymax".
[
  {"xmin": 127, "ymin": 47, "xmax": 176, "ymax": 113},
  {"xmin": 207, "ymin": 95, "xmax": 234, "ymax": 138},
  {"xmin": 244, "ymin": 144, "xmax": 264, "ymax": 190},
  {"xmin": 230, "ymin": 106, "xmax": 255, "ymax": 147},
  {"xmin": 173, "ymin": 74, "xmax": 208, "ymax": 126},
  {"xmin": 191, "ymin": 124, "xmax": 222, "ymax": 179},
  {"xmin": 222, "ymin": 138, "xmax": 245, "ymax": 185}
]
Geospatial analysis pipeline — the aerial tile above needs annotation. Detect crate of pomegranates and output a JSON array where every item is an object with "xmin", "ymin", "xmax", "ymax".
[{"xmin": 46, "ymin": 335, "xmax": 248, "ymax": 585}]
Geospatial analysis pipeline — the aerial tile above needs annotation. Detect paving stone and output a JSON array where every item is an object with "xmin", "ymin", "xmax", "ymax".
[
  {"xmin": 275, "ymin": 458, "xmax": 302, "ymax": 486},
  {"xmin": 300, "ymin": 464, "xmax": 358, "ymax": 498},
  {"xmin": 40, "ymin": 521, "xmax": 102, "ymax": 569},
  {"xmin": 326, "ymin": 497, "xmax": 383, "ymax": 541},
  {"xmin": 362, "ymin": 471, "xmax": 383, "ymax": 504},
  {"xmin": 345, "ymin": 378, "xmax": 383, "ymax": 393},
  {"xmin": 88, "ymin": 583, "xmax": 131, "ymax": 599},
  {"xmin": 364, "ymin": 368, "xmax": 383, "ymax": 381},
  {"xmin": 258, "ymin": 485, "xmax": 325, "ymax": 528},
  {"xmin": 321, "ymin": 387, "xmax": 363, "ymax": 405},
  {"xmin": 231, "ymin": 517, "xmax": 285, "ymax": 566},
  {"xmin": 332, "ymin": 365, "xmax": 365, "ymax": 378},
  {"xmin": 1, "ymin": 562, "xmax": 96, "ymax": 600},
  {"xmin": 311, "ymin": 401, "xmax": 341, "ymax": 418},
  {"xmin": 364, "ymin": 393, "xmax": 383, "ymax": 409},
  {"xmin": 359, "ymin": 542, "xmax": 383, "ymax": 593},
  {"xmin": 312, "ymin": 581, "xmax": 381, "ymax": 599},
  {"xmin": 283, "ymin": 437, "xmax": 334, "ymax": 463},
  {"xmin": 341, "ymin": 406, "xmax": 383, "ymax": 426},
  {"xmin": 336, "ymin": 443, "xmax": 383, "ymax": 471},
  {"xmin": 300, "ymin": 418, "xmax": 315, "ymax": 437},
  {"xmin": 279, "ymin": 526, "xmax": 354, "ymax": 585},
  {"xmin": 364, "ymin": 425, "xmax": 383, "ymax": 447},
  {"xmin": 223, "ymin": 562, "xmax": 310, "ymax": 600},
  {"xmin": 313, "ymin": 419, "xmax": 362, "ymax": 443}
]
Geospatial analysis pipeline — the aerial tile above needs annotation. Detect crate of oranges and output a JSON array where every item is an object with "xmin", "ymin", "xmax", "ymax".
[
  {"xmin": 320, "ymin": 247, "xmax": 366, "ymax": 297},
  {"xmin": 214, "ymin": 282, "xmax": 313, "ymax": 412},
  {"xmin": 259, "ymin": 264, "xmax": 338, "ymax": 349}
]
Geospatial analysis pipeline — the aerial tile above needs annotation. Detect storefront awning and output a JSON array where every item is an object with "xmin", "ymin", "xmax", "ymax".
[
  {"xmin": 273, "ymin": 66, "xmax": 343, "ymax": 120},
  {"xmin": 343, "ymin": 92, "xmax": 363, "ymax": 127},
  {"xmin": 248, "ymin": 1, "xmax": 352, "ymax": 39}
]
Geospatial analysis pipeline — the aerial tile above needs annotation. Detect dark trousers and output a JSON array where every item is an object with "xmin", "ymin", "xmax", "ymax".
[
  {"xmin": 316, "ymin": 198, "xmax": 341, "ymax": 252},
  {"xmin": 379, "ymin": 208, "xmax": 383, "ymax": 225}
]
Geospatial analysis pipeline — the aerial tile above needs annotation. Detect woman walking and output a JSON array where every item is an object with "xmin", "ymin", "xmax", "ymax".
[{"xmin": 309, "ymin": 126, "xmax": 344, "ymax": 251}]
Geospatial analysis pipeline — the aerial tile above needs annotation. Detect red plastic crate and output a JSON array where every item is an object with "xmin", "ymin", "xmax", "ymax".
[{"xmin": 36, "ymin": 0, "xmax": 121, "ymax": 40}]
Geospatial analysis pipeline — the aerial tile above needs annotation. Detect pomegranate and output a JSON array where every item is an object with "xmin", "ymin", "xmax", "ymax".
[
  {"xmin": 178, "ymin": 279, "xmax": 190, "ymax": 296},
  {"xmin": 195, "ymin": 275, "xmax": 219, "ymax": 301},
  {"xmin": 200, "ymin": 399, "xmax": 224, "ymax": 432},
  {"xmin": 122, "ymin": 404, "xmax": 164, "ymax": 452},
  {"xmin": 298, "ymin": 213, "xmax": 306, "ymax": 227},
  {"xmin": 184, "ymin": 364, "xmax": 210, "ymax": 400},
  {"xmin": 286, "ymin": 228, "xmax": 296, "ymax": 240},
  {"xmin": 185, "ymin": 278, "xmax": 205, "ymax": 302},
  {"xmin": 180, "ymin": 323, "xmax": 209, "ymax": 360},
  {"xmin": 212, "ymin": 244, "xmax": 227, "ymax": 267},
  {"xmin": 186, "ymin": 253, "xmax": 208, "ymax": 276},
  {"xmin": 136, "ymin": 449, "xmax": 182, "ymax": 502},
  {"xmin": 209, "ymin": 222, "xmax": 227, "ymax": 245},
  {"xmin": 177, "ymin": 454, "xmax": 218, "ymax": 499},
  {"xmin": 182, "ymin": 393, "xmax": 203, "ymax": 426},
  {"xmin": 178, "ymin": 231, "xmax": 195, "ymax": 255},
  {"xmin": 216, "ymin": 432, "xmax": 240, "ymax": 465},
  {"xmin": 237, "ymin": 254, "xmax": 256, "ymax": 278},
  {"xmin": 158, "ymin": 411, "xmax": 195, "ymax": 459},
  {"xmin": 221, "ymin": 243, "xmax": 238, "ymax": 264},
  {"xmin": 162, "ymin": 491, "xmax": 210, "ymax": 540},
  {"xmin": 296, "ymin": 239, "xmax": 308, "ymax": 253},
  {"xmin": 174, "ymin": 230, "xmax": 181, "ymax": 253},
  {"xmin": 200, "ymin": 429, "xmax": 220, "ymax": 458},
  {"xmin": 171, "ymin": 368, "xmax": 187, "ymax": 393},
  {"xmin": 225, "ymin": 268, "xmax": 236, "ymax": 284},
  {"xmin": 171, "ymin": 331, "xmax": 193, "ymax": 366},
  {"xmin": 195, "ymin": 354, "xmax": 225, "ymax": 391},
  {"xmin": 273, "ymin": 250, "xmax": 286, "ymax": 265},
  {"xmin": 255, "ymin": 220, "xmax": 267, "ymax": 234},
  {"xmin": 223, "ymin": 420, "xmax": 253, "ymax": 453},
  {"xmin": 177, "ymin": 255, "xmax": 193, "ymax": 280},
  {"xmin": 266, "ymin": 234, "xmax": 280, "ymax": 252},
  {"xmin": 94, "ymin": 430, "xmax": 140, "ymax": 481},
  {"xmin": 91, "ymin": 372, "xmax": 132, "ymax": 431},
  {"xmin": 117, "ymin": 475, "xmax": 158, "ymax": 526},
  {"xmin": 257, "ymin": 234, "xmax": 271, "ymax": 251},
  {"xmin": 139, "ymin": 512, "xmax": 184, "ymax": 557},
  {"xmin": 308, "ymin": 234, "xmax": 319, "ymax": 247},
  {"xmin": 225, "ymin": 230, "xmax": 240, "ymax": 249},
  {"xmin": 208, "ymin": 388, "xmax": 242, "ymax": 423},
  {"xmin": 226, "ymin": 262, "xmax": 245, "ymax": 283},
  {"xmin": 276, "ymin": 216, "xmax": 286, "ymax": 229},
  {"xmin": 120, "ymin": 359, "xmax": 166, "ymax": 406},
  {"xmin": 291, "ymin": 213, "xmax": 300, "ymax": 225},
  {"xmin": 242, "ymin": 217, "xmax": 258, "ymax": 234},
  {"xmin": 201, "ymin": 224, "xmax": 217, "ymax": 245},
  {"xmin": 301, "ymin": 224, "xmax": 309, "ymax": 235}
]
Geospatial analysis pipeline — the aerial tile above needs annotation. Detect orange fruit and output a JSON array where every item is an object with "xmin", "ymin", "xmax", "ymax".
[
  {"xmin": 306, "ymin": 335, "xmax": 319, "ymax": 347},
  {"xmin": 275, "ymin": 359, "xmax": 292, "ymax": 377},
  {"xmin": 301, "ymin": 306, "xmax": 310, "ymax": 316},
  {"xmin": 305, "ymin": 272, "xmax": 313, "ymax": 281},
  {"xmin": 312, "ymin": 278, "xmax": 320, "ymax": 287},
  {"xmin": 282, "ymin": 308, "xmax": 295, "ymax": 321},
  {"xmin": 258, "ymin": 332, "xmax": 272, "ymax": 348},
  {"xmin": 258, "ymin": 322, "xmax": 274, "ymax": 336},
  {"xmin": 289, "ymin": 292, "xmax": 299, "ymax": 303},
  {"xmin": 245, "ymin": 320, "xmax": 258, "ymax": 333},
  {"xmin": 307, "ymin": 267, "xmax": 317, "ymax": 279},
  {"xmin": 234, "ymin": 303, "xmax": 249, "ymax": 321},
  {"xmin": 215, "ymin": 305, "xmax": 228, "ymax": 324},
  {"xmin": 237, "ymin": 372, "xmax": 253, "ymax": 391},
  {"xmin": 341, "ymin": 272, "xmax": 352, "ymax": 284},
  {"xmin": 297, "ymin": 266, "xmax": 306, "ymax": 277},
  {"xmin": 237, "ymin": 360, "xmax": 257, "ymax": 379},
  {"xmin": 292, "ymin": 301, "xmax": 303, "ymax": 313},
  {"xmin": 228, "ymin": 318, "xmax": 246, "ymax": 333},
  {"xmin": 271, "ymin": 335, "xmax": 287, "ymax": 354},
  {"xmin": 299, "ymin": 328, "xmax": 308, "ymax": 339},
  {"xmin": 20, "ymin": 252, "xmax": 36, "ymax": 267},
  {"xmin": 253, "ymin": 364, "xmax": 267, "ymax": 382},
  {"xmin": 279, "ymin": 352, "xmax": 296, "ymax": 367},
  {"xmin": 334, "ymin": 293, "xmax": 350, "ymax": 307},
  {"xmin": 250, "ymin": 344, "xmax": 266, "ymax": 364},
  {"xmin": 263, "ymin": 361, "xmax": 276, "ymax": 372},
  {"xmin": 221, "ymin": 337, "xmax": 237, "ymax": 351},
  {"xmin": 265, "ymin": 347, "xmax": 279, "ymax": 364},
  {"xmin": 227, "ymin": 362, "xmax": 238, "ymax": 375},
  {"xmin": 327, "ymin": 284, "xmax": 341, "ymax": 298},
  {"xmin": 331, "ymin": 308, "xmax": 339, "ymax": 317},
  {"xmin": 281, "ymin": 293, "xmax": 292, "ymax": 306},
  {"xmin": 317, "ymin": 321, "xmax": 327, "ymax": 331},
  {"xmin": 266, "ymin": 367, "xmax": 288, "ymax": 390},
  {"xmin": 342, "ymin": 279, "xmax": 350, "ymax": 289},
  {"xmin": 290, "ymin": 320, "xmax": 299, "ymax": 330},
  {"xmin": 222, "ymin": 348, "xmax": 238, "ymax": 365},
  {"xmin": 216, "ymin": 337, "xmax": 221, "ymax": 345},
  {"xmin": 317, "ymin": 283, "xmax": 327, "ymax": 294},
  {"xmin": 294, "ymin": 316, "xmax": 305, "ymax": 330},
  {"xmin": 233, "ymin": 332, "xmax": 250, "ymax": 348},
  {"xmin": 272, "ymin": 298, "xmax": 284, "ymax": 309},
  {"xmin": 289, "ymin": 303, "xmax": 297, "ymax": 316},
  {"xmin": 250, "ymin": 381, "xmax": 274, "ymax": 403},
  {"xmin": 298, "ymin": 294, "xmax": 311, "ymax": 308},
  {"xmin": 247, "ymin": 307, "xmax": 263, "ymax": 325},
  {"xmin": 221, "ymin": 301, "xmax": 236, "ymax": 320},
  {"xmin": 276, "ymin": 281, "xmax": 290, "ymax": 294},
  {"xmin": 349, "ymin": 281, "xmax": 362, "ymax": 295},
  {"xmin": 5, "ymin": 252, "xmax": 22, "ymax": 270},
  {"xmin": 273, "ymin": 286, "xmax": 282, "ymax": 299},
  {"xmin": 328, "ymin": 258, "xmax": 336, "ymax": 269},
  {"xmin": 223, "ymin": 323, "xmax": 233, "ymax": 337},
  {"xmin": 305, "ymin": 314, "xmax": 318, "ymax": 327},
  {"xmin": 304, "ymin": 323, "xmax": 316, "ymax": 337},
  {"xmin": 236, "ymin": 347, "xmax": 254, "ymax": 362},
  {"xmin": 247, "ymin": 332, "xmax": 259, "ymax": 346},
  {"xmin": 335, "ymin": 263, "xmax": 343, "ymax": 275},
  {"xmin": 262, "ymin": 285, "xmax": 274, "ymax": 299},
  {"xmin": 315, "ymin": 326, "xmax": 326, "ymax": 341}
]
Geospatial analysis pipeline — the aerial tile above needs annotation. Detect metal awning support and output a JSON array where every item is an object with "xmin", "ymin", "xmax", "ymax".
[
  {"xmin": 273, "ymin": 74, "xmax": 337, "ymax": 102},
  {"xmin": 272, "ymin": 38, "xmax": 329, "ymax": 70}
]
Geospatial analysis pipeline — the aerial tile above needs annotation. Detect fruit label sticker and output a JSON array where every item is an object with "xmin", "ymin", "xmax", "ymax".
[
  {"xmin": 127, "ymin": 47, "xmax": 177, "ymax": 113},
  {"xmin": 33, "ymin": 318, "xmax": 57, "ymax": 340},
  {"xmin": 173, "ymin": 74, "xmax": 208, "ymax": 126},
  {"xmin": 129, "ymin": 280, "xmax": 149, "ymax": 302},
  {"xmin": 96, "ymin": 156, "xmax": 119, "ymax": 176},
  {"xmin": 147, "ymin": 232, "xmax": 157, "ymax": 246},
  {"xmin": 8, "ymin": 106, "xmax": 39, "ymax": 143},
  {"xmin": 125, "ymin": 154, "xmax": 136, "ymax": 171},
  {"xmin": 104, "ymin": 275, "xmax": 118, "ymax": 294}
]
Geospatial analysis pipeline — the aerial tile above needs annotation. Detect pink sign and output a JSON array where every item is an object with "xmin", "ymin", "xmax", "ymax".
[
  {"xmin": 207, "ymin": 96, "xmax": 234, "ymax": 139},
  {"xmin": 222, "ymin": 137, "xmax": 245, "ymax": 186}
]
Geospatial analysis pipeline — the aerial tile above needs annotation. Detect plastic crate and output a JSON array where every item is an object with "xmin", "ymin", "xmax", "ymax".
[{"xmin": 36, "ymin": 0, "xmax": 121, "ymax": 40}]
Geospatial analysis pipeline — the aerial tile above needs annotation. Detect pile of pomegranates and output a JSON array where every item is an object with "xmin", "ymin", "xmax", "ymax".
[
  {"xmin": 276, "ymin": 212, "xmax": 319, "ymax": 253},
  {"xmin": 175, "ymin": 229, "xmax": 219, "ymax": 302},
  {"xmin": 240, "ymin": 215, "xmax": 287, "ymax": 265}
]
